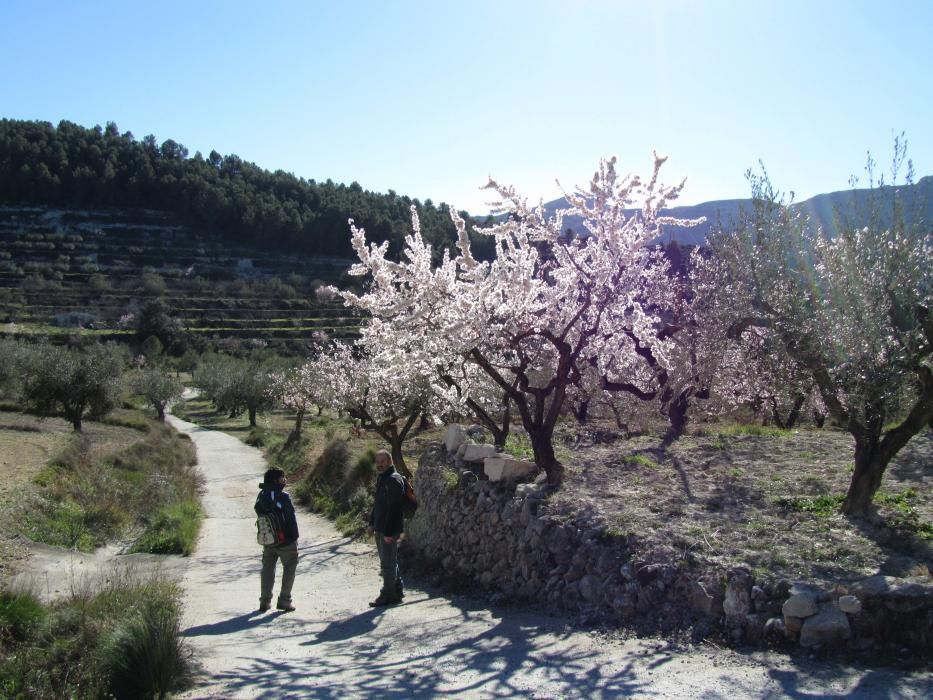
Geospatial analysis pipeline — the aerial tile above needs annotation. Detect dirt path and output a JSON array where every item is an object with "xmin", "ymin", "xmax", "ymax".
[{"xmin": 165, "ymin": 414, "xmax": 930, "ymax": 699}]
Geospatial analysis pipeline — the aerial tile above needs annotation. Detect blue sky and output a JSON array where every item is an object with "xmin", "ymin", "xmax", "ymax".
[{"xmin": 2, "ymin": 0, "xmax": 931, "ymax": 214}]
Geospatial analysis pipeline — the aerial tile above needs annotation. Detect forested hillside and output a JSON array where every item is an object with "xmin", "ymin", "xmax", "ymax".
[{"xmin": 0, "ymin": 118, "xmax": 494, "ymax": 260}]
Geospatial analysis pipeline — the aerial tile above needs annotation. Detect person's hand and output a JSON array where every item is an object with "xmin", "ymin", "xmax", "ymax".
[{"xmin": 383, "ymin": 535, "xmax": 395, "ymax": 544}]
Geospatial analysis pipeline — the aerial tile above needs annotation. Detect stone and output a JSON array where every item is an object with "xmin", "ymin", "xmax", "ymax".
[
  {"xmin": 465, "ymin": 424, "xmax": 487, "ymax": 441},
  {"xmin": 724, "ymin": 579, "xmax": 752, "ymax": 617},
  {"xmin": 516, "ymin": 483, "xmax": 544, "ymax": 498},
  {"xmin": 782, "ymin": 593, "xmax": 819, "ymax": 619},
  {"xmin": 838, "ymin": 595, "xmax": 862, "ymax": 614},
  {"xmin": 688, "ymin": 580, "xmax": 723, "ymax": 617},
  {"xmin": 462, "ymin": 443, "xmax": 498, "ymax": 463},
  {"xmin": 579, "ymin": 574, "xmax": 601, "ymax": 603},
  {"xmin": 744, "ymin": 613, "xmax": 771, "ymax": 644},
  {"xmin": 850, "ymin": 574, "xmax": 895, "ymax": 599},
  {"xmin": 485, "ymin": 455, "xmax": 536, "ymax": 482},
  {"xmin": 764, "ymin": 617, "xmax": 787, "ymax": 638},
  {"xmin": 789, "ymin": 582, "xmax": 832, "ymax": 603},
  {"xmin": 444, "ymin": 424, "xmax": 468, "ymax": 453},
  {"xmin": 799, "ymin": 606, "xmax": 852, "ymax": 647},
  {"xmin": 880, "ymin": 556, "xmax": 930, "ymax": 579},
  {"xmin": 783, "ymin": 615, "xmax": 804, "ymax": 634}
]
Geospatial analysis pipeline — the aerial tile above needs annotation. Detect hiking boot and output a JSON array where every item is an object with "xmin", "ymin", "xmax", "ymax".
[
  {"xmin": 276, "ymin": 602, "xmax": 296, "ymax": 612},
  {"xmin": 369, "ymin": 593, "xmax": 400, "ymax": 607},
  {"xmin": 259, "ymin": 603, "xmax": 271, "ymax": 612}
]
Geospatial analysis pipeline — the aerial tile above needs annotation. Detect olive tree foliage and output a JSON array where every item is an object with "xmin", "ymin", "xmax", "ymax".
[
  {"xmin": 701, "ymin": 141, "xmax": 932, "ymax": 515},
  {"xmin": 335, "ymin": 155, "xmax": 701, "ymax": 486},
  {"xmin": 195, "ymin": 355, "xmax": 274, "ymax": 427},
  {"xmin": 129, "ymin": 366, "xmax": 183, "ymax": 422},
  {"xmin": 17, "ymin": 342, "xmax": 125, "ymax": 431}
]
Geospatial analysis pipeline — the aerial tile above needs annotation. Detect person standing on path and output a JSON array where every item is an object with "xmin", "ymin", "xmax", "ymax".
[
  {"xmin": 256, "ymin": 468, "xmax": 299, "ymax": 612},
  {"xmin": 368, "ymin": 449, "xmax": 405, "ymax": 607}
]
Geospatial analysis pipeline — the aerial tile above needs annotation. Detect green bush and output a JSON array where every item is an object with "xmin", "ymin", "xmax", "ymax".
[
  {"xmin": 131, "ymin": 500, "xmax": 203, "ymax": 555},
  {"xmin": 0, "ymin": 575, "xmax": 192, "ymax": 699},
  {"xmin": 0, "ymin": 590, "xmax": 46, "ymax": 642}
]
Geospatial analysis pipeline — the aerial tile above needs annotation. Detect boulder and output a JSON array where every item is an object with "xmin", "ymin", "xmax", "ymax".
[
  {"xmin": 485, "ymin": 455, "xmax": 536, "ymax": 482},
  {"xmin": 838, "ymin": 595, "xmax": 862, "ymax": 614},
  {"xmin": 799, "ymin": 605, "xmax": 852, "ymax": 647},
  {"xmin": 444, "ymin": 424, "xmax": 468, "ymax": 453},
  {"xmin": 461, "ymin": 442, "xmax": 498, "ymax": 463},
  {"xmin": 782, "ymin": 592, "xmax": 818, "ymax": 619}
]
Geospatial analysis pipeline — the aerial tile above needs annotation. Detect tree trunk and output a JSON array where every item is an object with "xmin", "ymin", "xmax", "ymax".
[
  {"xmin": 572, "ymin": 399, "xmax": 590, "ymax": 424},
  {"xmin": 842, "ymin": 434, "xmax": 888, "ymax": 516},
  {"xmin": 529, "ymin": 429, "xmax": 563, "ymax": 486},
  {"xmin": 157, "ymin": 403, "xmax": 166, "ymax": 422},
  {"xmin": 293, "ymin": 407, "xmax": 305, "ymax": 438},
  {"xmin": 665, "ymin": 393, "xmax": 689, "ymax": 440},
  {"xmin": 248, "ymin": 406, "xmax": 257, "ymax": 427},
  {"xmin": 72, "ymin": 415, "xmax": 83, "ymax": 432},
  {"xmin": 390, "ymin": 441, "xmax": 412, "ymax": 479}
]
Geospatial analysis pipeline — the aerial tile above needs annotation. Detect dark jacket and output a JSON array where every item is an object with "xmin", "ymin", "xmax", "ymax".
[
  {"xmin": 255, "ymin": 483, "xmax": 299, "ymax": 546},
  {"xmin": 370, "ymin": 466, "xmax": 405, "ymax": 538}
]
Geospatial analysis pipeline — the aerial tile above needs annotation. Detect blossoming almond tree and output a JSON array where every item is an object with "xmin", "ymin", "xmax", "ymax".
[
  {"xmin": 337, "ymin": 155, "xmax": 700, "ymax": 486},
  {"xmin": 707, "ymin": 145, "xmax": 932, "ymax": 515},
  {"xmin": 310, "ymin": 339, "xmax": 433, "ymax": 478}
]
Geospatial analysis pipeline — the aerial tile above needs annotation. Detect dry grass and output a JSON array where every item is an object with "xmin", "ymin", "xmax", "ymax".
[{"xmin": 549, "ymin": 423, "xmax": 933, "ymax": 584}]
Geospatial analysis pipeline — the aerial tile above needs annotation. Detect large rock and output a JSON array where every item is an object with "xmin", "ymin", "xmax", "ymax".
[
  {"xmin": 799, "ymin": 606, "xmax": 852, "ymax": 647},
  {"xmin": 485, "ymin": 455, "xmax": 536, "ymax": 482},
  {"xmin": 782, "ymin": 593, "xmax": 818, "ymax": 619},
  {"xmin": 459, "ymin": 442, "xmax": 498, "ymax": 463},
  {"xmin": 444, "ymin": 424, "xmax": 468, "ymax": 453},
  {"xmin": 838, "ymin": 595, "xmax": 861, "ymax": 614},
  {"xmin": 724, "ymin": 572, "xmax": 752, "ymax": 617},
  {"xmin": 688, "ymin": 580, "xmax": 724, "ymax": 617}
]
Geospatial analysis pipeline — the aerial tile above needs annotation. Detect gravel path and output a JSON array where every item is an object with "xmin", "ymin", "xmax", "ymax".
[{"xmin": 160, "ymin": 414, "xmax": 930, "ymax": 699}]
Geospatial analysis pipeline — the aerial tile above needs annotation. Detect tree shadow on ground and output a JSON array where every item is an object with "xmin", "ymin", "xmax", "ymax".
[{"xmin": 195, "ymin": 601, "xmax": 653, "ymax": 699}]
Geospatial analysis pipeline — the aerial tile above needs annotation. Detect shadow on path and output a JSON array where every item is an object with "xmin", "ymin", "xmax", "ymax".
[{"xmin": 184, "ymin": 610, "xmax": 286, "ymax": 637}]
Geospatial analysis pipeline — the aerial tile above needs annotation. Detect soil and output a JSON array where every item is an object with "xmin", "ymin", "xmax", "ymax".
[{"xmin": 548, "ymin": 424, "xmax": 933, "ymax": 584}]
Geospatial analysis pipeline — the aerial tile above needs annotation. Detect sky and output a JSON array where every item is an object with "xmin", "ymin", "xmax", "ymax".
[{"xmin": 1, "ymin": 0, "xmax": 931, "ymax": 214}]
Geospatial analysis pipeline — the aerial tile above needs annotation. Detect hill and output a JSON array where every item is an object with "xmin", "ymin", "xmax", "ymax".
[
  {"xmin": 541, "ymin": 176, "xmax": 933, "ymax": 246},
  {"xmin": 0, "ymin": 205, "xmax": 361, "ymax": 353}
]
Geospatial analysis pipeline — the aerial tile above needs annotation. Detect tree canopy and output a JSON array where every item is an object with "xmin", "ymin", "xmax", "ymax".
[{"xmin": 0, "ymin": 118, "xmax": 494, "ymax": 261}]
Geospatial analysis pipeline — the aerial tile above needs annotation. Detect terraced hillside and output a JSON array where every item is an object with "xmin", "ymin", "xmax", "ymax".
[{"xmin": 0, "ymin": 206, "xmax": 362, "ymax": 351}]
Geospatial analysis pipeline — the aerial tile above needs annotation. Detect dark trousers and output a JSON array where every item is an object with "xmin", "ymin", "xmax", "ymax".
[
  {"xmin": 260, "ymin": 540, "xmax": 298, "ymax": 606},
  {"xmin": 375, "ymin": 532, "xmax": 402, "ymax": 597}
]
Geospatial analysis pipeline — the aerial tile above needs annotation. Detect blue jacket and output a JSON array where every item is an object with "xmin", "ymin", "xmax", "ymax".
[{"xmin": 255, "ymin": 484, "xmax": 299, "ymax": 546}]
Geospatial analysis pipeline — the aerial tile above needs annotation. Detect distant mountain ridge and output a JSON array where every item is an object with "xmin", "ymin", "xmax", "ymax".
[{"xmin": 539, "ymin": 175, "xmax": 933, "ymax": 246}]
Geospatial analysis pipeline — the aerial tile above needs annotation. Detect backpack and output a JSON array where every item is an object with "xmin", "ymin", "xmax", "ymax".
[
  {"xmin": 401, "ymin": 475, "xmax": 418, "ymax": 519},
  {"xmin": 255, "ymin": 490, "xmax": 286, "ymax": 546}
]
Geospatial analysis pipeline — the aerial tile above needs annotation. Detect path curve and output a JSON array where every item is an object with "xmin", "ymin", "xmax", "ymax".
[{"xmin": 169, "ymin": 414, "xmax": 929, "ymax": 699}]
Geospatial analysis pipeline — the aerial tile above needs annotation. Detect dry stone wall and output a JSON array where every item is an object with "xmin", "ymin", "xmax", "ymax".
[{"xmin": 406, "ymin": 440, "xmax": 933, "ymax": 655}]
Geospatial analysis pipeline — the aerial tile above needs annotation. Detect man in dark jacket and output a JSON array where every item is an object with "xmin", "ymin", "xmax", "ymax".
[
  {"xmin": 256, "ymin": 468, "xmax": 299, "ymax": 612},
  {"xmin": 368, "ymin": 449, "xmax": 405, "ymax": 607}
]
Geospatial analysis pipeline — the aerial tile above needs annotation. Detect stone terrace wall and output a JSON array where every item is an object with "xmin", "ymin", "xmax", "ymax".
[{"xmin": 406, "ymin": 441, "xmax": 933, "ymax": 655}]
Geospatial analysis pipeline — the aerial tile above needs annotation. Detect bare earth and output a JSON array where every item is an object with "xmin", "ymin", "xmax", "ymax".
[{"xmin": 163, "ymin": 414, "xmax": 929, "ymax": 699}]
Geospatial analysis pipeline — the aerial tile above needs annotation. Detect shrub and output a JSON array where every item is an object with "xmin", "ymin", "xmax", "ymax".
[{"xmin": 0, "ymin": 589, "xmax": 46, "ymax": 642}]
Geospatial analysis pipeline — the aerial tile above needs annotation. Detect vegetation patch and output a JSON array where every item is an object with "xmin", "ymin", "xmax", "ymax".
[
  {"xmin": 11, "ymin": 420, "xmax": 202, "ymax": 554},
  {"xmin": 0, "ymin": 574, "xmax": 193, "ymax": 699}
]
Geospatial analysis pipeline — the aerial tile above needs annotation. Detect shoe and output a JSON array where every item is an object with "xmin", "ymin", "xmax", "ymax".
[
  {"xmin": 259, "ymin": 603, "xmax": 271, "ymax": 612},
  {"xmin": 276, "ymin": 602, "xmax": 296, "ymax": 612},
  {"xmin": 369, "ymin": 593, "xmax": 400, "ymax": 607}
]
